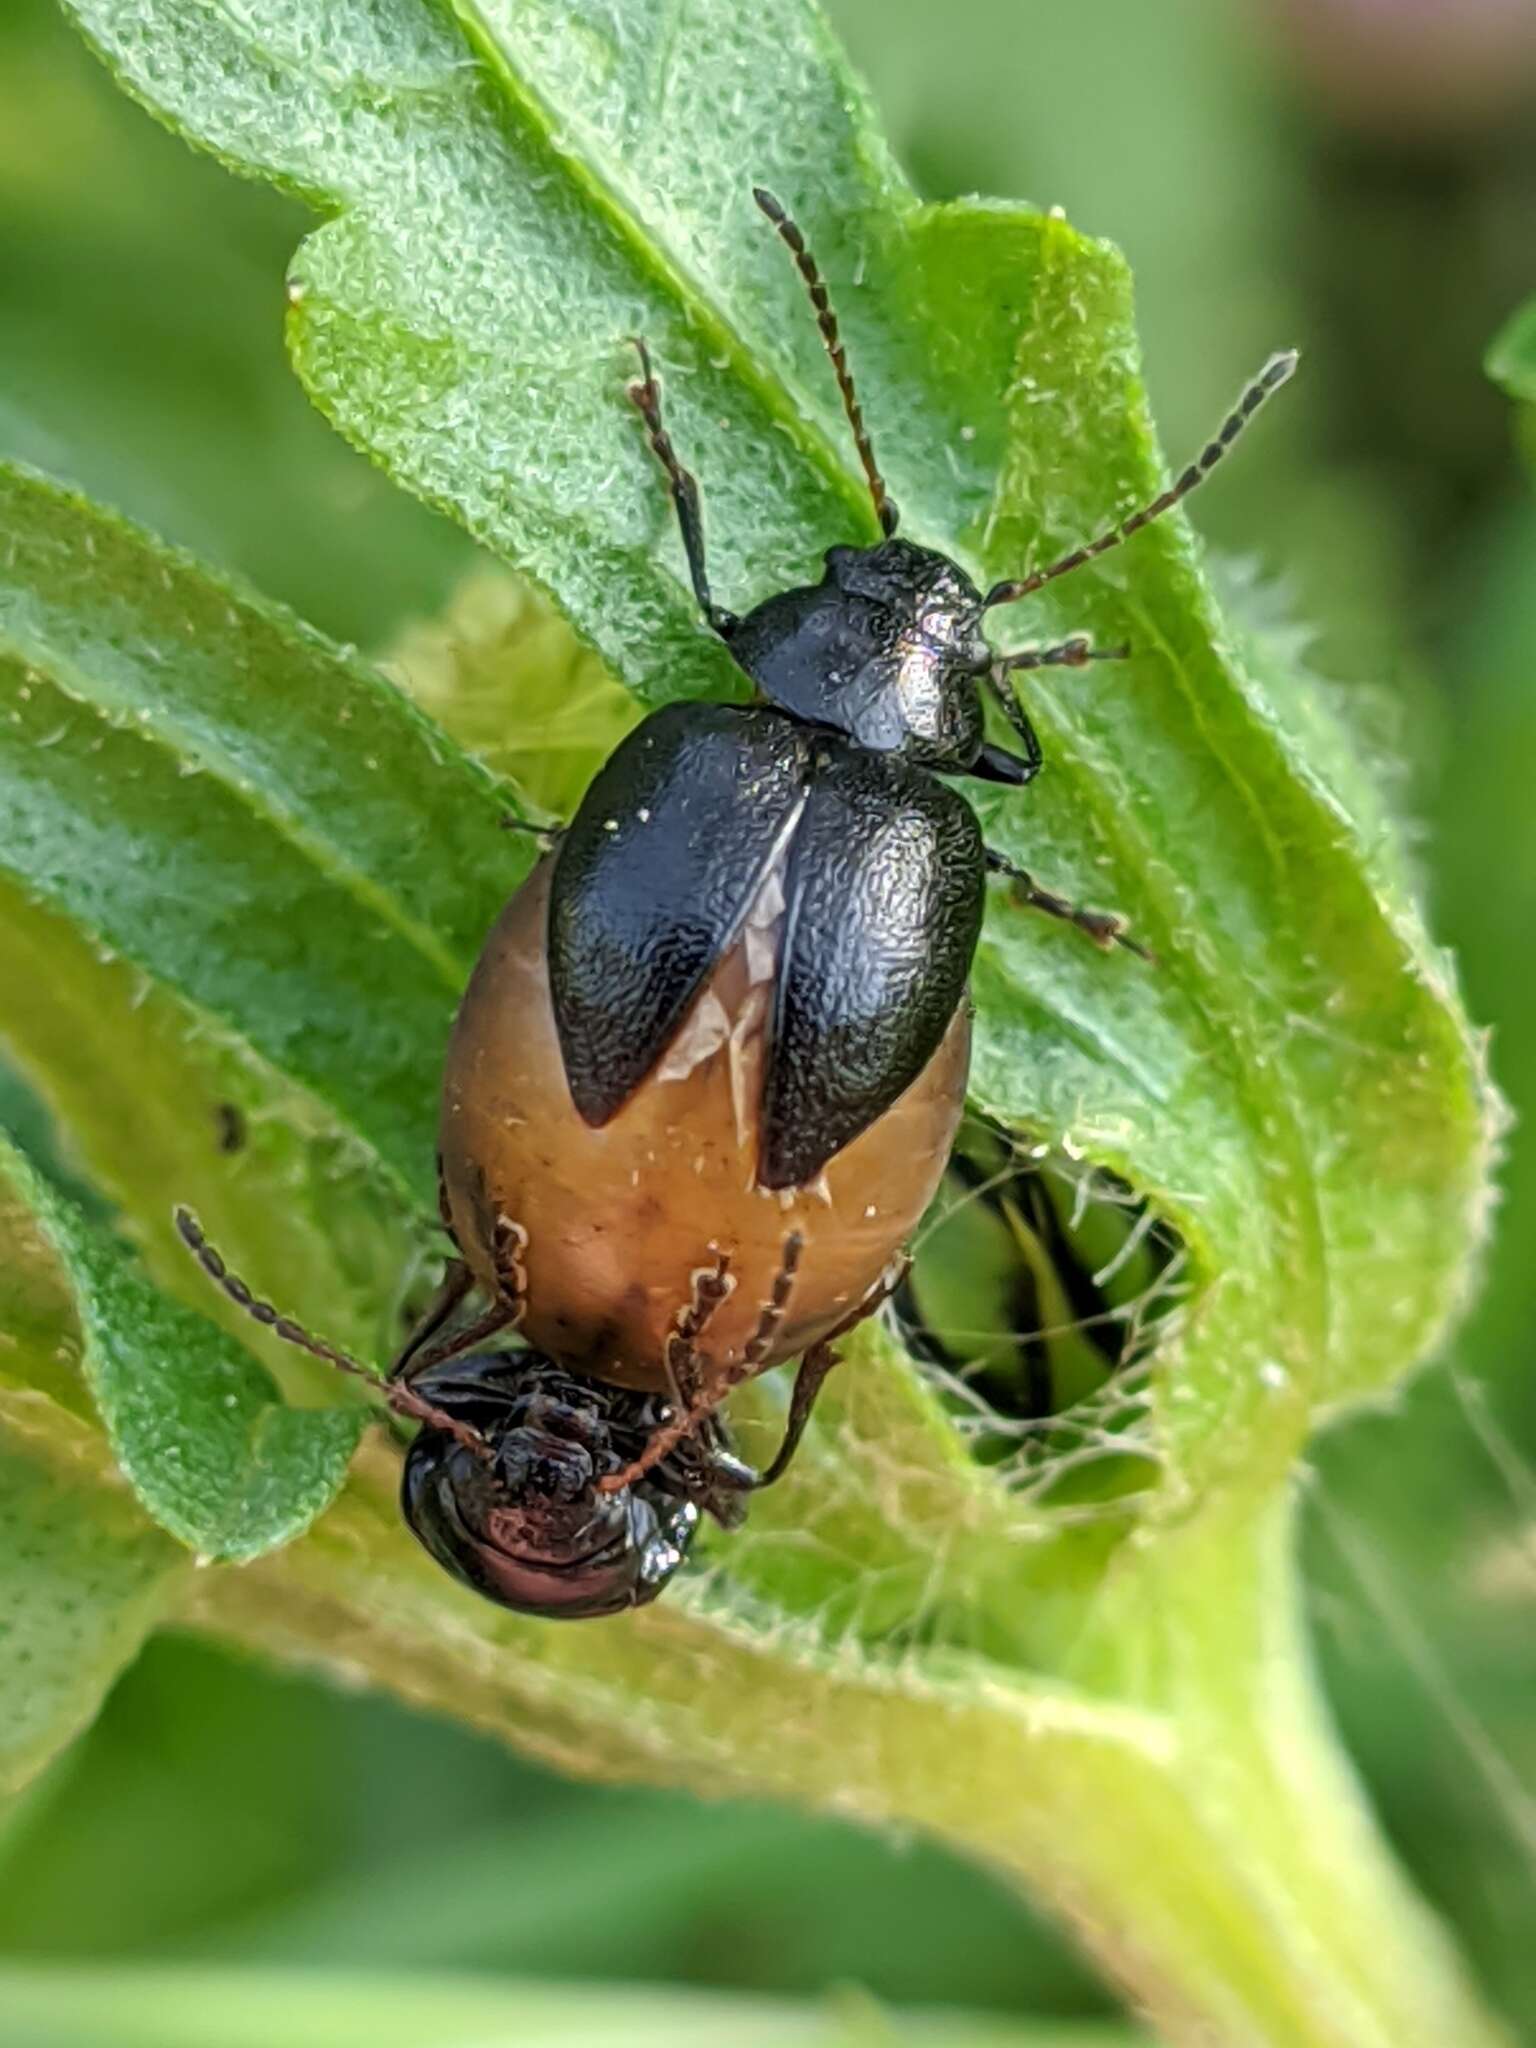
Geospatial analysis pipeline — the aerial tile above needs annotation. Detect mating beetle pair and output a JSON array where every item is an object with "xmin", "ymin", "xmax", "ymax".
[{"xmin": 182, "ymin": 189, "xmax": 1294, "ymax": 1618}]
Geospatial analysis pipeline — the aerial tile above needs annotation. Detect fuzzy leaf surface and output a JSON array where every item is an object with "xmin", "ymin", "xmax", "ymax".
[
  {"xmin": 0, "ymin": 460, "xmax": 526, "ymax": 1205},
  {"xmin": 0, "ymin": 1435, "xmax": 187, "ymax": 1796},
  {"xmin": 16, "ymin": 7, "xmax": 1504, "ymax": 2038},
  {"xmin": 0, "ymin": 1136, "xmax": 361, "ymax": 1560},
  {"xmin": 0, "ymin": 878, "xmax": 414, "ymax": 1378}
]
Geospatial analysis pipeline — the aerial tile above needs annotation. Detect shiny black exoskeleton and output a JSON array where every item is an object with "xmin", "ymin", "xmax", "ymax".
[
  {"xmin": 547, "ymin": 190, "xmax": 1295, "ymax": 1191},
  {"xmin": 401, "ymin": 1352, "xmax": 750, "ymax": 1620}
]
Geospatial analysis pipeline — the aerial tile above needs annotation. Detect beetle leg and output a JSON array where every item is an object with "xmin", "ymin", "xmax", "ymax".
[
  {"xmin": 976, "ymin": 650, "xmax": 1126, "ymax": 789},
  {"xmin": 626, "ymin": 337, "xmax": 739, "ymax": 639},
  {"xmin": 970, "ymin": 741, "xmax": 1042, "ymax": 787},
  {"xmin": 994, "ymin": 637, "xmax": 1130, "ymax": 678},
  {"xmin": 752, "ymin": 1342, "xmax": 839, "ymax": 1486},
  {"xmin": 391, "ymin": 1214, "xmax": 528, "ymax": 1385},
  {"xmin": 389, "ymin": 1301, "xmax": 521, "ymax": 1384},
  {"xmin": 597, "ymin": 1233, "xmax": 804, "ymax": 1493},
  {"xmin": 985, "ymin": 847, "xmax": 1155, "ymax": 962},
  {"xmin": 390, "ymin": 1256, "xmax": 475, "ymax": 1382},
  {"xmin": 981, "ymin": 663, "xmax": 1045, "ymax": 776},
  {"xmin": 669, "ymin": 1412, "xmax": 756, "ymax": 1530},
  {"xmin": 755, "ymin": 1252, "xmax": 910, "ymax": 1486},
  {"xmin": 499, "ymin": 812, "xmax": 565, "ymax": 853},
  {"xmin": 662, "ymin": 1247, "xmax": 736, "ymax": 1411},
  {"xmin": 389, "ymin": 1295, "xmax": 521, "ymax": 1384}
]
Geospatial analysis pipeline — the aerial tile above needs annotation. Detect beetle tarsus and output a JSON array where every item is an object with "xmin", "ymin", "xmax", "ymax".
[
  {"xmin": 985, "ymin": 848, "xmax": 1152, "ymax": 962},
  {"xmin": 500, "ymin": 813, "xmax": 565, "ymax": 852}
]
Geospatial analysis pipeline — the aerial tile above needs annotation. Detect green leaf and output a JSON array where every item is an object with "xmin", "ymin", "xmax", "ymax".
[
  {"xmin": 0, "ymin": 0, "xmax": 472, "ymax": 649},
  {"xmin": 0, "ymin": 875, "xmax": 414, "ymax": 1374},
  {"xmin": 0, "ymin": 1437, "xmax": 186, "ymax": 1797},
  {"xmin": 0, "ymin": 458, "xmax": 526, "ymax": 1202},
  {"xmin": 0, "ymin": 1164, "xmax": 85, "ymax": 1413},
  {"xmin": 381, "ymin": 564, "xmax": 640, "ymax": 819},
  {"xmin": 1487, "ymin": 297, "xmax": 1536, "ymax": 404},
  {"xmin": 1487, "ymin": 298, "xmax": 1536, "ymax": 478},
  {"xmin": 194, "ymin": 1450, "xmax": 1504, "ymax": 2048},
  {"xmin": 0, "ymin": 1964, "xmax": 1134, "ymax": 2048},
  {"xmin": 60, "ymin": 0, "xmax": 967, "ymax": 705},
  {"xmin": 0, "ymin": 1135, "xmax": 361, "ymax": 1560}
]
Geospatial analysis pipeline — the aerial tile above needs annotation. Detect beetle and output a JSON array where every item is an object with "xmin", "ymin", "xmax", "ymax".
[
  {"xmin": 436, "ymin": 191, "xmax": 1295, "ymax": 1492},
  {"xmin": 398, "ymin": 1354, "xmax": 744, "ymax": 1619},
  {"xmin": 174, "ymin": 1207, "xmax": 761, "ymax": 1618}
]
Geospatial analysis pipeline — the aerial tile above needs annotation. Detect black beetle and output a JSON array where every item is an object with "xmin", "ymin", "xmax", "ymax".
[
  {"xmin": 399, "ymin": 1353, "xmax": 751, "ymax": 1619},
  {"xmin": 174, "ymin": 1208, "xmax": 753, "ymax": 1619},
  {"xmin": 437, "ymin": 190, "xmax": 1294, "ymax": 1493}
]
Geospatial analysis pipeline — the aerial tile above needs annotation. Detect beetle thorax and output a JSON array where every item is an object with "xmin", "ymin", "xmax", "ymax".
[{"xmin": 729, "ymin": 536, "xmax": 990, "ymax": 768}]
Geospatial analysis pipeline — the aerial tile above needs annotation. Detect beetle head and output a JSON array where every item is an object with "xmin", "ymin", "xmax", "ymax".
[{"xmin": 400, "ymin": 1353, "xmax": 700, "ymax": 1620}]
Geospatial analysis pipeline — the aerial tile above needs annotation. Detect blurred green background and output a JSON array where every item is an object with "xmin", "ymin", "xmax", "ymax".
[{"xmin": 2, "ymin": 0, "xmax": 1535, "ymax": 2038}]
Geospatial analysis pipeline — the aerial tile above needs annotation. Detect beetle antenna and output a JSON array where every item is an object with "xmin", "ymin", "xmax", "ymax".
[
  {"xmin": 172, "ymin": 1207, "xmax": 493, "ymax": 1462},
  {"xmin": 753, "ymin": 186, "xmax": 899, "ymax": 539},
  {"xmin": 983, "ymin": 350, "xmax": 1298, "ymax": 610}
]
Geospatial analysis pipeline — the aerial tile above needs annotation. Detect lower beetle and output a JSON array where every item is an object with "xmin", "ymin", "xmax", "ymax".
[
  {"xmin": 174, "ymin": 1208, "xmax": 756, "ymax": 1618},
  {"xmin": 399, "ymin": 1354, "xmax": 745, "ymax": 1619}
]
